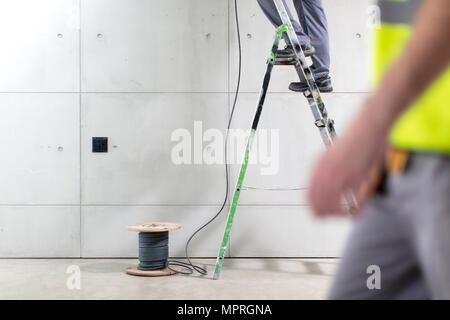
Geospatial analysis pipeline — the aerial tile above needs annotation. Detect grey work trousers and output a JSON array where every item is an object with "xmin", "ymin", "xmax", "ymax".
[
  {"xmin": 257, "ymin": 0, "xmax": 330, "ymax": 78},
  {"xmin": 329, "ymin": 152, "xmax": 450, "ymax": 299}
]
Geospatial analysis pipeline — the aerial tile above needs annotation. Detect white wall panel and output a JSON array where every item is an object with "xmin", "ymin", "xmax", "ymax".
[
  {"xmin": 0, "ymin": 94, "xmax": 80, "ymax": 204},
  {"xmin": 229, "ymin": 0, "xmax": 372, "ymax": 93},
  {"xmin": 229, "ymin": 93, "xmax": 366, "ymax": 205},
  {"xmin": 81, "ymin": 93, "xmax": 228, "ymax": 205},
  {"xmin": 81, "ymin": 0, "xmax": 228, "ymax": 92},
  {"xmin": 0, "ymin": 206, "xmax": 80, "ymax": 257},
  {"xmin": 0, "ymin": 0, "xmax": 80, "ymax": 92},
  {"xmin": 81, "ymin": 205, "xmax": 229, "ymax": 258},
  {"xmin": 325, "ymin": 0, "xmax": 373, "ymax": 92},
  {"xmin": 230, "ymin": 206, "xmax": 351, "ymax": 257}
]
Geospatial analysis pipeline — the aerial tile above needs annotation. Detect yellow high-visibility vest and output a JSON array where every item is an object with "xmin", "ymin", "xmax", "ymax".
[{"xmin": 374, "ymin": 0, "xmax": 450, "ymax": 154}]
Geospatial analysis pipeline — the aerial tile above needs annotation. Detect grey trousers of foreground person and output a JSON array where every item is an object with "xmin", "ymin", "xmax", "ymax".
[
  {"xmin": 329, "ymin": 153, "xmax": 450, "ymax": 299},
  {"xmin": 257, "ymin": 0, "xmax": 330, "ymax": 78}
]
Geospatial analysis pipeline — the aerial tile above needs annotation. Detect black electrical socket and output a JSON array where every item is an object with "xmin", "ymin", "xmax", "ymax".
[{"xmin": 92, "ymin": 137, "xmax": 108, "ymax": 153}]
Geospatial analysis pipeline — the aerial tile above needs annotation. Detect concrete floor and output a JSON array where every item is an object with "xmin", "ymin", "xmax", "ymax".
[{"xmin": 0, "ymin": 258, "xmax": 338, "ymax": 300}]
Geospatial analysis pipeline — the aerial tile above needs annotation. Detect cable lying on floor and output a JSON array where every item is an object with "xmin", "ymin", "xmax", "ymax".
[{"xmin": 172, "ymin": 0, "xmax": 242, "ymax": 275}]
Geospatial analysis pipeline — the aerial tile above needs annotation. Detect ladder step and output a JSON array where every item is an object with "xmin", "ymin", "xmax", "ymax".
[
  {"xmin": 274, "ymin": 58, "xmax": 296, "ymax": 66},
  {"xmin": 274, "ymin": 56, "xmax": 313, "ymax": 68},
  {"xmin": 274, "ymin": 55, "xmax": 312, "ymax": 65}
]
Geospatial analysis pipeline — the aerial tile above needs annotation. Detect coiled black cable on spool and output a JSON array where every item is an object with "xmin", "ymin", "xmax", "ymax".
[
  {"xmin": 137, "ymin": 232, "xmax": 169, "ymax": 271},
  {"xmin": 136, "ymin": 231, "xmax": 197, "ymax": 275},
  {"xmin": 127, "ymin": 222, "xmax": 197, "ymax": 277}
]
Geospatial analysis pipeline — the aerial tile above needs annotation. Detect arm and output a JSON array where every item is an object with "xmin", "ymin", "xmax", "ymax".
[{"xmin": 308, "ymin": 0, "xmax": 450, "ymax": 216}]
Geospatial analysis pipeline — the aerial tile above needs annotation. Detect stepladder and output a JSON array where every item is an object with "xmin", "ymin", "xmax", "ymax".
[{"xmin": 212, "ymin": 0, "xmax": 357, "ymax": 280}]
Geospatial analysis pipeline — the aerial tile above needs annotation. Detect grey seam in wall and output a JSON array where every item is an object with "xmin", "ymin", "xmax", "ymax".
[
  {"xmin": 0, "ymin": 91, "xmax": 371, "ymax": 94},
  {"xmin": 79, "ymin": 0, "xmax": 82, "ymax": 259},
  {"xmin": 0, "ymin": 204, "xmax": 311, "ymax": 207},
  {"xmin": 227, "ymin": 0, "xmax": 232, "ymax": 259}
]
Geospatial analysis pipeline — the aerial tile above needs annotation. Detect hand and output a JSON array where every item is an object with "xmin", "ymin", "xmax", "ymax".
[{"xmin": 308, "ymin": 101, "xmax": 388, "ymax": 217}]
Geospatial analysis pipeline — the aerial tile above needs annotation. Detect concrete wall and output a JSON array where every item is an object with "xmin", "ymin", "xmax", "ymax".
[{"xmin": 0, "ymin": 0, "xmax": 372, "ymax": 258}]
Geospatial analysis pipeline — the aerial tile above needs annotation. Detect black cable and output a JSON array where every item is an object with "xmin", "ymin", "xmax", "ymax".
[
  {"xmin": 168, "ymin": 0, "xmax": 242, "ymax": 275},
  {"xmin": 138, "ymin": 232, "xmax": 169, "ymax": 271}
]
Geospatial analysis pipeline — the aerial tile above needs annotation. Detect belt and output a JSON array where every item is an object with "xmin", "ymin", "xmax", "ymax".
[
  {"xmin": 362, "ymin": 147, "xmax": 410, "ymax": 198},
  {"xmin": 385, "ymin": 148, "xmax": 410, "ymax": 174}
]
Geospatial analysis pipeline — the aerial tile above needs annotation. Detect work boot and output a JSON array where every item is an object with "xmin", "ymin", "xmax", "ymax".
[
  {"xmin": 276, "ymin": 42, "xmax": 315, "ymax": 58},
  {"xmin": 288, "ymin": 75, "xmax": 333, "ymax": 93}
]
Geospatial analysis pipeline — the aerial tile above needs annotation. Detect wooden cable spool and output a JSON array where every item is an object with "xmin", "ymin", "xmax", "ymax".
[{"xmin": 126, "ymin": 222, "xmax": 182, "ymax": 277}]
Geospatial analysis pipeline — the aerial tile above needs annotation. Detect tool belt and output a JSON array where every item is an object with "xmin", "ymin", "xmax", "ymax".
[
  {"xmin": 386, "ymin": 148, "xmax": 410, "ymax": 174},
  {"xmin": 364, "ymin": 147, "xmax": 410, "ymax": 197}
]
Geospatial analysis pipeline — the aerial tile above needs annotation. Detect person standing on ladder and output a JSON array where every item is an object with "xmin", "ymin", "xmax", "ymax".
[
  {"xmin": 257, "ymin": 0, "xmax": 332, "ymax": 92},
  {"xmin": 308, "ymin": 0, "xmax": 450, "ymax": 299}
]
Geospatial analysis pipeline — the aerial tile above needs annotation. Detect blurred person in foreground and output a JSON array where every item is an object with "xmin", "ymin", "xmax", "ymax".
[{"xmin": 308, "ymin": 0, "xmax": 450, "ymax": 299}]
